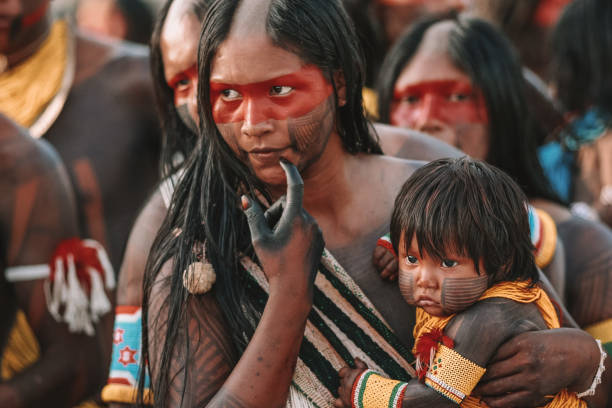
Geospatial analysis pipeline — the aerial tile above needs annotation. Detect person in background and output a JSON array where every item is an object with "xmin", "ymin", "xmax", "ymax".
[
  {"xmin": 0, "ymin": 0, "xmax": 161, "ymax": 400},
  {"xmin": 76, "ymin": 0, "xmax": 154, "ymax": 45},
  {"xmin": 0, "ymin": 113, "xmax": 110, "ymax": 407}
]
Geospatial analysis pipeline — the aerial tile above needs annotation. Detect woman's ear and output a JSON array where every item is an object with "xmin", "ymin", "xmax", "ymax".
[{"xmin": 333, "ymin": 71, "xmax": 347, "ymax": 107}]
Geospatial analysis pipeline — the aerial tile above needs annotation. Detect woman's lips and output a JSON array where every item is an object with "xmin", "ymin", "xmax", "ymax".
[{"xmin": 248, "ymin": 147, "xmax": 289, "ymax": 165}]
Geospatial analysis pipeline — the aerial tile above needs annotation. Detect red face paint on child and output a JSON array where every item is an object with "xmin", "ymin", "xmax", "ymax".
[
  {"xmin": 390, "ymin": 79, "xmax": 488, "ymax": 129},
  {"xmin": 210, "ymin": 64, "xmax": 333, "ymax": 125}
]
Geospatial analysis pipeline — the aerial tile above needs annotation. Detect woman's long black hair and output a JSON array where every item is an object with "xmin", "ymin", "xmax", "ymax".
[
  {"xmin": 141, "ymin": 0, "xmax": 381, "ymax": 406},
  {"xmin": 551, "ymin": 0, "xmax": 612, "ymax": 114},
  {"xmin": 376, "ymin": 14, "xmax": 561, "ymax": 204}
]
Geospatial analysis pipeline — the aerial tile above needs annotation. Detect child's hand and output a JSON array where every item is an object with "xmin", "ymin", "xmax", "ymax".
[
  {"xmin": 373, "ymin": 235, "xmax": 398, "ymax": 281},
  {"xmin": 334, "ymin": 358, "xmax": 368, "ymax": 407}
]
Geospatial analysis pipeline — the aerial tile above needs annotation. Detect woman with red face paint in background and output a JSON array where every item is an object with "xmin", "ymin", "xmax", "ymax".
[
  {"xmin": 101, "ymin": 0, "xmax": 211, "ymax": 405},
  {"xmin": 138, "ymin": 1, "xmax": 608, "ymax": 407},
  {"xmin": 376, "ymin": 14, "xmax": 612, "ymax": 362}
]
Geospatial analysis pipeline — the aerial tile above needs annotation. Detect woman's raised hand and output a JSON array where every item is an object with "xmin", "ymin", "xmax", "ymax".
[{"xmin": 242, "ymin": 159, "xmax": 324, "ymax": 300}]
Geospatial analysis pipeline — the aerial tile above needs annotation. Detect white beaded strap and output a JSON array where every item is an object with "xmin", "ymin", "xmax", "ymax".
[{"xmin": 577, "ymin": 339, "xmax": 607, "ymax": 398}]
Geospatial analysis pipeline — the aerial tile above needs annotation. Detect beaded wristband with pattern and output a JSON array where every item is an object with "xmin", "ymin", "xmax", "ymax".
[
  {"xmin": 424, "ymin": 345, "xmax": 486, "ymax": 404},
  {"xmin": 351, "ymin": 369, "xmax": 408, "ymax": 408}
]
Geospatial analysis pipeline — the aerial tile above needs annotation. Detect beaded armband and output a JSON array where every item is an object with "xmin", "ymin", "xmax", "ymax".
[
  {"xmin": 424, "ymin": 345, "xmax": 485, "ymax": 404},
  {"xmin": 376, "ymin": 234, "xmax": 397, "ymax": 257},
  {"xmin": 101, "ymin": 306, "xmax": 153, "ymax": 405},
  {"xmin": 351, "ymin": 369, "xmax": 408, "ymax": 408}
]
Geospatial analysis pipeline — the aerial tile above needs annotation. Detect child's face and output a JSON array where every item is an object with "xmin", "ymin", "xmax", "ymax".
[{"xmin": 397, "ymin": 235, "xmax": 488, "ymax": 316}]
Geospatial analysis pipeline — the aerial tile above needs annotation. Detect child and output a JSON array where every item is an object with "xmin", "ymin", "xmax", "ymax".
[{"xmin": 336, "ymin": 158, "xmax": 593, "ymax": 408}]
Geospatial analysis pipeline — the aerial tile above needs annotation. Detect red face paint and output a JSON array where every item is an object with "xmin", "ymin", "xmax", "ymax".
[
  {"xmin": 168, "ymin": 64, "xmax": 198, "ymax": 107},
  {"xmin": 390, "ymin": 79, "xmax": 488, "ymax": 129},
  {"xmin": 534, "ymin": 0, "xmax": 571, "ymax": 28},
  {"xmin": 22, "ymin": 1, "xmax": 50, "ymax": 28},
  {"xmin": 210, "ymin": 64, "xmax": 333, "ymax": 125}
]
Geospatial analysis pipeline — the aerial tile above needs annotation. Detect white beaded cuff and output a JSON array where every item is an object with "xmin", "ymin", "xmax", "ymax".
[{"xmin": 577, "ymin": 339, "xmax": 607, "ymax": 399}]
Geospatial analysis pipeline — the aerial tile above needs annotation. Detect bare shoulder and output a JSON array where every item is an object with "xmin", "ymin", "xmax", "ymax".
[
  {"xmin": 74, "ymin": 31, "xmax": 152, "ymax": 92},
  {"xmin": 117, "ymin": 189, "xmax": 167, "ymax": 305},
  {"xmin": 445, "ymin": 297, "xmax": 548, "ymax": 367},
  {"xmin": 0, "ymin": 115, "xmax": 66, "ymax": 179},
  {"xmin": 529, "ymin": 198, "xmax": 572, "ymax": 224},
  {"xmin": 372, "ymin": 123, "xmax": 464, "ymax": 161},
  {"xmin": 369, "ymin": 154, "xmax": 427, "ymax": 195}
]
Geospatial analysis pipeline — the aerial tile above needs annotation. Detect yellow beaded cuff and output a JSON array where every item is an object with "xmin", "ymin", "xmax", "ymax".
[
  {"xmin": 352, "ymin": 369, "xmax": 408, "ymax": 408},
  {"xmin": 424, "ymin": 345, "xmax": 486, "ymax": 404},
  {"xmin": 585, "ymin": 318, "xmax": 612, "ymax": 356},
  {"xmin": 534, "ymin": 209, "xmax": 557, "ymax": 268}
]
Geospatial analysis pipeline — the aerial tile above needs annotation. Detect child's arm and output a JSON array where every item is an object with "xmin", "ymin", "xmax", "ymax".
[{"xmin": 337, "ymin": 298, "xmax": 547, "ymax": 408}]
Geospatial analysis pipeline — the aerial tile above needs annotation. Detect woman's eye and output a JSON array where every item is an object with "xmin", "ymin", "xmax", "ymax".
[
  {"xmin": 221, "ymin": 89, "xmax": 241, "ymax": 100},
  {"xmin": 175, "ymin": 79, "xmax": 191, "ymax": 91},
  {"xmin": 406, "ymin": 255, "xmax": 418, "ymax": 264},
  {"xmin": 441, "ymin": 259, "xmax": 458, "ymax": 268},
  {"xmin": 401, "ymin": 95, "xmax": 419, "ymax": 104},
  {"xmin": 448, "ymin": 93, "xmax": 470, "ymax": 102},
  {"xmin": 270, "ymin": 85, "xmax": 293, "ymax": 96}
]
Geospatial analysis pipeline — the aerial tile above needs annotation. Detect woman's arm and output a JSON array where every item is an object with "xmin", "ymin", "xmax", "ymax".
[{"xmin": 476, "ymin": 328, "xmax": 610, "ymax": 407}]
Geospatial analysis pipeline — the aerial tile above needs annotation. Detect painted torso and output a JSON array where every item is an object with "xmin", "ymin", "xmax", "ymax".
[{"xmin": 42, "ymin": 34, "xmax": 161, "ymax": 270}]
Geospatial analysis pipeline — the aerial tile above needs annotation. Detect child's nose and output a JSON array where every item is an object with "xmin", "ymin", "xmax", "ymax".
[{"xmin": 415, "ymin": 264, "xmax": 439, "ymax": 289}]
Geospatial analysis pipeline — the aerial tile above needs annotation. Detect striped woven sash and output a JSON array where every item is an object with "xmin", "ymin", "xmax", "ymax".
[{"xmin": 241, "ymin": 249, "xmax": 415, "ymax": 408}]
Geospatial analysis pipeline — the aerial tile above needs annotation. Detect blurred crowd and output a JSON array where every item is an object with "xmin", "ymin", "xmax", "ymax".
[{"xmin": 0, "ymin": 0, "xmax": 610, "ymax": 407}]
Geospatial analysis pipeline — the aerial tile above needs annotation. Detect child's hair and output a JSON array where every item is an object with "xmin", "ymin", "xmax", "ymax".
[{"xmin": 390, "ymin": 157, "xmax": 539, "ymax": 286}]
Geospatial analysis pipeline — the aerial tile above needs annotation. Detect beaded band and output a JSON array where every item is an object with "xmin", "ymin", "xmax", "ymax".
[
  {"xmin": 351, "ymin": 369, "xmax": 408, "ymax": 408},
  {"xmin": 423, "ymin": 345, "xmax": 485, "ymax": 404},
  {"xmin": 376, "ymin": 234, "xmax": 397, "ymax": 258},
  {"xmin": 577, "ymin": 339, "xmax": 608, "ymax": 399}
]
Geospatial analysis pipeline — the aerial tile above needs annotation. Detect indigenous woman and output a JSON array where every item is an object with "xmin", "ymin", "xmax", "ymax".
[
  {"xmin": 376, "ymin": 15, "xmax": 612, "ymax": 347},
  {"xmin": 101, "ymin": 0, "xmax": 210, "ymax": 405},
  {"xmin": 142, "ymin": 1, "xmax": 610, "ymax": 407}
]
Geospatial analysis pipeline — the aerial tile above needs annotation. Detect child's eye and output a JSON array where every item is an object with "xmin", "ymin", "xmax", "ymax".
[
  {"xmin": 441, "ymin": 259, "xmax": 458, "ymax": 268},
  {"xmin": 406, "ymin": 255, "xmax": 418, "ymax": 264},
  {"xmin": 270, "ymin": 86, "xmax": 293, "ymax": 96},
  {"xmin": 221, "ymin": 89, "xmax": 241, "ymax": 100}
]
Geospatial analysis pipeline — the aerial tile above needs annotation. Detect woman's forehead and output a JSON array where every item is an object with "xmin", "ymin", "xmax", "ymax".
[
  {"xmin": 394, "ymin": 22, "xmax": 470, "ymax": 89},
  {"xmin": 210, "ymin": 34, "xmax": 306, "ymax": 85}
]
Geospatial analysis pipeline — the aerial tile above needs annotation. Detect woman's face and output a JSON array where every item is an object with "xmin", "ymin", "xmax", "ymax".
[
  {"xmin": 209, "ymin": 34, "xmax": 337, "ymax": 187},
  {"xmin": 161, "ymin": 1, "xmax": 200, "ymax": 132},
  {"xmin": 390, "ymin": 22, "xmax": 490, "ymax": 160}
]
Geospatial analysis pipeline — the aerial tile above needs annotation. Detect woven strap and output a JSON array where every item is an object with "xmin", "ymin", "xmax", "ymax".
[
  {"xmin": 351, "ymin": 370, "xmax": 408, "ymax": 408},
  {"xmin": 424, "ymin": 345, "xmax": 485, "ymax": 404},
  {"xmin": 242, "ymin": 249, "xmax": 415, "ymax": 407}
]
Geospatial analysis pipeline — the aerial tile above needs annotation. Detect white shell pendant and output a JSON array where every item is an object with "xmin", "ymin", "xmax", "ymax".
[{"xmin": 182, "ymin": 261, "xmax": 216, "ymax": 294}]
